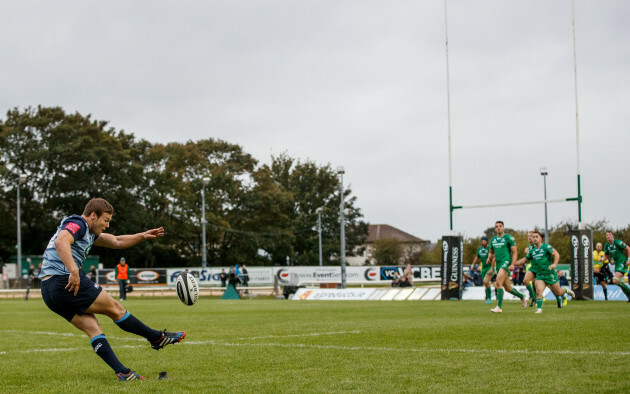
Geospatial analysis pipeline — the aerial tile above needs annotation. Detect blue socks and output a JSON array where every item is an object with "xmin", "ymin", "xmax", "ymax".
[
  {"xmin": 114, "ymin": 311, "xmax": 162, "ymax": 342},
  {"xmin": 90, "ymin": 335, "xmax": 129, "ymax": 374}
]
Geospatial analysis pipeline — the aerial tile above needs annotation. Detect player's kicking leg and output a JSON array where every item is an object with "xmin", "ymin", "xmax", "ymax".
[{"xmin": 85, "ymin": 290, "xmax": 186, "ymax": 350}]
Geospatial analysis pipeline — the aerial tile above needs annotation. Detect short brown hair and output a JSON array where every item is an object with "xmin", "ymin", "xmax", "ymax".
[{"xmin": 83, "ymin": 198, "xmax": 114, "ymax": 217}]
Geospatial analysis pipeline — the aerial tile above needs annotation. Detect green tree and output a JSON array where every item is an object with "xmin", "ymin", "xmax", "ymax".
[
  {"xmin": 268, "ymin": 154, "xmax": 368, "ymax": 266},
  {"xmin": 371, "ymin": 238, "xmax": 403, "ymax": 266},
  {"xmin": 0, "ymin": 106, "xmax": 151, "ymax": 265},
  {"xmin": 418, "ymin": 241, "xmax": 442, "ymax": 265}
]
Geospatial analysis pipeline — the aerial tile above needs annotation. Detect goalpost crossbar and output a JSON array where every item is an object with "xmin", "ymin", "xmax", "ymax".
[{"xmin": 452, "ymin": 197, "xmax": 578, "ymax": 210}]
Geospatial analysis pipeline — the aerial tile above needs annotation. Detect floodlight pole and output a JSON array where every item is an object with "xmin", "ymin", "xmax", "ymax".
[
  {"xmin": 337, "ymin": 167, "xmax": 347, "ymax": 289},
  {"xmin": 540, "ymin": 168, "xmax": 549, "ymax": 244},
  {"xmin": 16, "ymin": 174, "xmax": 27, "ymax": 279},
  {"xmin": 201, "ymin": 177, "xmax": 210, "ymax": 268},
  {"xmin": 316, "ymin": 207, "xmax": 323, "ymax": 267}
]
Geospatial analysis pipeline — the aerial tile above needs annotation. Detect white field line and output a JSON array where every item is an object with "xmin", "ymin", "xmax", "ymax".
[
  {"xmin": 0, "ymin": 330, "xmax": 359, "ymax": 343},
  {"xmin": 0, "ymin": 330, "xmax": 145, "ymax": 342},
  {"xmin": 2, "ymin": 330, "xmax": 629, "ymax": 357},
  {"xmin": 231, "ymin": 330, "xmax": 361, "ymax": 341},
  {"xmin": 181, "ymin": 341, "xmax": 630, "ymax": 357}
]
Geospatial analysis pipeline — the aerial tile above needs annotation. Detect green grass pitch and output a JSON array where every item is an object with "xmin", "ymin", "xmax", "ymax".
[{"xmin": 1, "ymin": 296, "xmax": 629, "ymax": 393}]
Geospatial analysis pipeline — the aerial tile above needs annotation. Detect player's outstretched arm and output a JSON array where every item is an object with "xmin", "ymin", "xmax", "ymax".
[
  {"xmin": 94, "ymin": 227, "xmax": 165, "ymax": 249},
  {"xmin": 471, "ymin": 255, "xmax": 479, "ymax": 271}
]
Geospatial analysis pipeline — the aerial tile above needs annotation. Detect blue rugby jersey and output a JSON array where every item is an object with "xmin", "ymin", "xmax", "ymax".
[{"xmin": 40, "ymin": 215, "xmax": 97, "ymax": 277}]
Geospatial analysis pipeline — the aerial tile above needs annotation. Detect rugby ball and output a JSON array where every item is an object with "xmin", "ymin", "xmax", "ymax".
[{"xmin": 176, "ymin": 272, "xmax": 199, "ymax": 306}]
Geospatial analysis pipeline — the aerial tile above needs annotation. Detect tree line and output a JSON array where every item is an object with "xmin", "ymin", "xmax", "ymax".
[{"xmin": 0, "ymin": 106, "xmax": 368, "ymax": 268}]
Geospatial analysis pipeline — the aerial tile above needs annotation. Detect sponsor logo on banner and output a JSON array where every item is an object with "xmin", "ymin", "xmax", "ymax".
[
  {"xmin": 451, "ymin": 245, "xmax": 459, "ymax": 282},
  {"xmin": 569, "ymin": 229, "xmax": 593, "ymax": 300},
  {"xmin": 299, "ymin": 291, "xmax": 313, "ymax": 300},
  {"xmin": 571, "ymin": 235, "xmax": 579, "ymax": 285},
  {"xmin": 137, "ymin": 270, "xmax": 159, "ymax": 281},
  {"xmin": 593, "ymin": 285, "xmax": 628, "ymax": 301},
  {"xmin": 440, "ymin": 236, "xmax": 463, "ymax": 300},
  {"xmin": 582, "ymin": 235, "xmax": 591, "ymax": 285},
  {"xmin": 97, "ymin": 269, "xmax": 167, "ymax": 286},
  {"xmin": 381, "ymin": 267, "xmax": 400, "ymax": 280},
  {"xmin": 364, "ymin": 268, "xmax": 379, "ymax": 281},
  {"xmin": 441, "ymin": 240, "xmax": 449, "ymax": 287},
  {"xmin": 160, "ymin": 266, "xmax": 444, "ymax": 287},
  {"xmin": 167, "ymin": 267, "xmax": 274, "ymax": 286},
  {"xmin": 276, "ymin": 269, "xmax": 291, "ymax": 282},
  {"xmin": 293, "ymin": 288, "xmax": 376, "ymax": 300}
]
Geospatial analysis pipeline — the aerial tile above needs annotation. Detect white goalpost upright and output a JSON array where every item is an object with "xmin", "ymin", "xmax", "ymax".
[
  {"xmin": 440, "ymin": 0, "xmax": 592, "ymax": 300},
  {"xmin": 443, "ymin": 0, "xmax": 584, "ymax": 233}
]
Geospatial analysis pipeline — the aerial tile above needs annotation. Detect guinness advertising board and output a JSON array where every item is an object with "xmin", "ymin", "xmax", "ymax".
[
  {"xmin": 441, "ymin": 235, "xmax": 463, "ymax": 300},
  {"xmin": 569, "ymin": 229, "xmax": 593, "ymax": 300}
]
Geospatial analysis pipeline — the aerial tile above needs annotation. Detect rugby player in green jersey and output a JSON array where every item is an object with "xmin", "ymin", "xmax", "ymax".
[
  {"xmin": 603, "ymin": 231, "xmax": 630, "ymax": 301},
  {"xmin": 516, "ymin": 231, "xmax": 575, "ymax": 313},
  {"xmin": 471, "ymin": 236, "xmax": 494, "ymax": 304},
  {"xmin": 521, "ymin": 231, "xmax": 567, "ymax": 308},
  {"xmin": 521, "ymin": 231, "xmax": 537, "ymax": 306},
  {"xmin": 486, "ymin": 221, "xmax": 527, "ymax": 313}
]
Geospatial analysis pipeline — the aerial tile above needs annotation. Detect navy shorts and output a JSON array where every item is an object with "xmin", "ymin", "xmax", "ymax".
[{"xmin": 41, "ymin": 274, "xmax": 103, "ymax": 322}]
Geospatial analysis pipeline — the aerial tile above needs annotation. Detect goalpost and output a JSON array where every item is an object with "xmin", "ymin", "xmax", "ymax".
[{"xmin": 440, "ymin": 0, "xmax": 591, "ymax": 300}]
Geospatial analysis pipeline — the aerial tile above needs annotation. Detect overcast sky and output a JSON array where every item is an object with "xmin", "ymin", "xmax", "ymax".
[{"xmin": 2, "ymin": 0, "xmax": 628, "ymax": 242}]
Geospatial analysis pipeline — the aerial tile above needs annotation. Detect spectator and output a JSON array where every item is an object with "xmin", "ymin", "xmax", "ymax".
[
  {"xmin": 114, "ymin": 257, "xmax": 129, "ymax": 301},
  {"xmin": 470, "ymin": 262, "xmax": 482, "ymax": 286},
  {"xmin": 391, "ymin": 272, "xmax": 401, "ymax": 287},
  {"xmin": 27, "ymin": 263, "xmax": 36, "ymax": 289},
  {"xmin": 514, "ymin": 265, "xmax": 525, "ymax": 286},
  {"xmin": 241, "ymin": 264, "xmax": 249, "ymax": 294},
  {"xmin": 219, "ymin": 269, "xmax": 227, "ymax": 287},
  {"xmin": 512, "ymin": 267, "xmax": 519, "ymax": 285},
  {"xmin": 228, "ymin": 266, "xmax": 241, "ymax": 288},
  {"xmin": 33, "ymin": 262, "xmax": 42, "ymax": 288},
  {"xmin": 399, "ymin": 276, "xmax": 413, "ymax": 288},
  {"xmin": 463, "ymin": 273, "xmax": 474, "ymax": 288},
  {"xmin": 557, "ymin": 270, "xmax": 569, "ymax": 287},
  {"xmin": 403, "ymin": 264, "xmax": 414, "ymax": 285}
]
